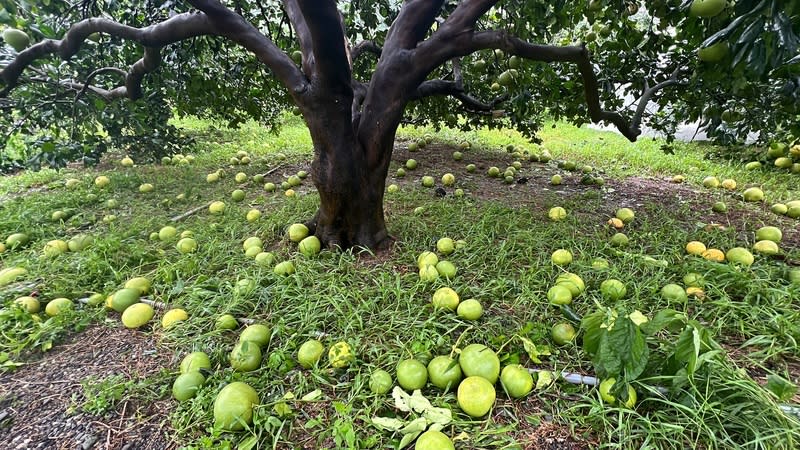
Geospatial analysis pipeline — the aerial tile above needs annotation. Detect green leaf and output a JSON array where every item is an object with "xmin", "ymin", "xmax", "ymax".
[
  {"xmin": 535, "ymin": 370, "xmax": 554, "ymax": 390},
  {"xmin": 581, "ymin": 310, "xmax": 607, "ymax": 355},
  {"xmin": 370, "ymin": 417, "xmax": 404, "ymax": 431},
  {"xmin": 519, "ymin": 336, "xmax": 550, "ymax": 364},
  {"xmin": 641, "ymin": 309, "xmax": 684, "ymax": 336},
  {"xmin": 765, "ymin": 374, "xmax": 797, "ymax": 401},
  {"xmin": 399, "ymin": 430, "xmax": 423, "ymax": 449},
  {"xmin": 301, "ymin": 389, "xmax": 322, "ymax": 401}
]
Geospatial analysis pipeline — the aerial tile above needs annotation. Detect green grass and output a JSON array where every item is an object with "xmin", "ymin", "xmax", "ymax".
[{"xmin": 1, "ymin": 116, "xmax": 799, "ymax": 449}]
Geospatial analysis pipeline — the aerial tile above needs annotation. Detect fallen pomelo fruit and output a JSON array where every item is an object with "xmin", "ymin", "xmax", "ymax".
[
  {"xmin": 159, "ymin": 226, "xmax": 178, "ymax": 241},
  {"xmin": 111, "ymin": 288, "xmax": 140, "ymax": 313},
  {"xmin": 288, "ymin": 223, "xmax": 309, "ymax": 242},
  {"xmin": 556, "ymin": 273, "xmax": 585, "ymax": 297},
  {"xmin": 369, "ymin": 369, "xmax": 393, "ymax": 394},
  {"xmin": 397, "ymin": 359, "xmax": 428, "ymax": 391},
  {"xmin": 328, "ymin": 341, "xmax": 355, "ymax": 368},
  {"xmin": 600, "ymin": 279, "xmax": 627, "ymax": 301},
  {"xmin": 702, "ymin": 176, "xmax": 720, "ymax": 188},
  {"xmin": 419, "ymin": 264, "xmax": 439, "ymax": 282},
  {"xmin": 230, "ymin": 340, "xmax": 262, "ymax": 372},
  {"xmin": 180, "ymin": 351, "xmax": 212, "ymax": 374},
  {"xmin": 551, "ymin": 249, "xmax": 573, "ymax": 266},
  {"xmin": 297, "ymin": 339, "xmax": 325, "ymax": 369},
  {"xmin": 173, "ymin": 371, "xmax": 205, "ymax": 401},
  {"xmin": 240, "ymin": 324, "xmax": 271, "ymax": 347},
  {"xmin": 124, "ymin": 277, "xmax": 151, "ymax": 295},
  {"xmin": 162, "ymin": 308, "xmax": 189, "ymax": 328},
  {"xmin": 459, "ymin": 343, "xmax": 500, "ymax": 383},
  {"xmin": 712, "ymin": 201, "xmax": 727, "ymax": 213},
  {"xmin": 273, "ymin": 260, "xmax": 296, "ymax": 275},
  {"xmin": 755, "ymin": 226, "xmax": 782, "ymax": 243},
  {"xmin": 298, "ymin": 236, "xmax": 322, "ymax": 256},
  {"xmin": 121, "ymin": 303, "xmax": 154, "ymax": 328},
  {"xmin": 216, "ymin": 314, "xmax": 239, "ymax": 330},
  {"xmin": 437, "ymin": 237, "xmax": 455, "ymax": 255},
  {"xmin": 254, "ymin": 252, "xmax": 276, "ymax": 267},
  {"xmin": 743, "ymin": 187, "xmax": 764, "ymax": 202},
  {"xmin": 610, "ymin": 232, "xmax": 629, "ymax": 247},
  {"xmin": 427, "ymin": 356, "xmax": 463, "ymax": 391},
  {"xmin": 682, "ymin": 273, "xmax": 705, "ymax": 288},
  {"xmin": 726, "ymin": 247, "xmax": 754, "ymax": 267},
  {"xmin": 415, "ymin": 430, "xmax": 455, "ymax": 450},
  {"xmin": 771, "ymin": 204, "xmax": 788, "ymax": 215},
  {"xmin": 176, "ymin": 237, "xmax": 198, "ymax": 254},
  {"xmin": 435, "ymin": 261, "xmax": 457, "ymax": 279},
  {"xmin": 551, "ymin": 322, "xmax": 577, "ymax": 345},
  {"xmin": 457, "ymin": 298, "xmax": 483, "ymax": 320},
  {"xmin": 607, "ymin": 217, "xmax": 624, "ymax": 229},
  {"xmin": 616, "ymin": 208, "xmax": 635, "ymax": 223},
  {"xmin": 243, "ymin": 236, "xmax": 263, "ymax": 251},
  {"xmin": 417, "ymin": 251, "xmax": 439, "ymax": 268},
  {"xmin": 661, "ymin": 284, "xmax": 688, "ymax": 303},
  {"xmin": 213, "ymin": 382, "xmax": 259, "ymax": 431},
  {"xmin": 599, "ymin": 378, "xmax": 636, "ymax": 408},
  {"xmin": 15, "ymin": 296, "xmax": 40, "ymax": 313},
  {"xmin": 432, "ymin": 287, "xmax": 459, "ymax": 310},
  {"xmin": 702, "ymin": 248, "xmax": 725, "ymax": 262},
  {"xmin": 500, "ymin": 364, "xmax": 533, "ymax": 399},
  {"xmin": 686, "ymin": 241, "xmax": 706, "ymax": 255},
  {"xmin": 753, "ymin": 240, "xmax": 779, "ymax": 255},
  {"xmin": 457, "ymin": 376, "xmax": 496, "ymax": 418},
  {"xmin": 547, "ymin": 285, "xmax": 573, "ymax": 305},
  {"xmin": 45, "ymin": 298, "xmax": 73, "ymax": 316},
  {"xmin": 548, "ymin": 207, "xmax": 567, "ymax": 221},
  {"xmin": 721, "ymin": 179, "xmax": 736, "ymax": 190}
]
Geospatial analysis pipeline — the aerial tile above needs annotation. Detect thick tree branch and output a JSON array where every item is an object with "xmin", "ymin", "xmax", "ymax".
[
  {"xmin": 0, "ymin": 13, "xmax": 211, "ymax": 98},
  {"xmin": 631, "ymin": 69, "xmax": 687, "ymax": 129},
  {"xmin": 412, "ymin": 79, "xmax": 507, "ymax": 113},
  {"xmin": 439, "ymin": 0, "xmax": 499, "ymax": 35},
  {"xmin": 282, "ymin": 0, "xmax": 315, "ymax": 73},
  {"xmin": 384, "ymin": 0, "xmax": 445, "ymax": 53},
  {"xmin": 187, "ymin": 0, "xmax": 307, "ymax": 95},
  {"xmin": 294, "ymin": 0, "xmax": 351, "ymax": 91}
]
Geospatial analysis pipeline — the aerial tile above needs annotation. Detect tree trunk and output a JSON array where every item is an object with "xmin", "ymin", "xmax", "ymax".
[{"xmin": 301, "ymin": 91, "xmax": 395, "ymax": 250}]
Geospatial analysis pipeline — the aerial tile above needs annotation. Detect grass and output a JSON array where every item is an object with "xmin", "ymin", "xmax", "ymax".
[{"xmin": 1, "ymin": 115, "xmax": 799, "ymax": 449}]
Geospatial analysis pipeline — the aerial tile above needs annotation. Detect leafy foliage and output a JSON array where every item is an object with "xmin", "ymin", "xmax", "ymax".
[{"xmin": 1, "ymin": 0, "xmax": 799, "ymax": 169}]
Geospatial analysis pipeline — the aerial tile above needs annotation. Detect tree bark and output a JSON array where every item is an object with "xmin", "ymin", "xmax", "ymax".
[{"xmin": 301, "ymin": 89, "xmax": 393, "ymax": 250}]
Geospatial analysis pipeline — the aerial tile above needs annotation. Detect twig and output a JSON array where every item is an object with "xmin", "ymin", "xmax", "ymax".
[{"xmin": 170, "ymin": 202, "xmax": 212, "ymax": 222}]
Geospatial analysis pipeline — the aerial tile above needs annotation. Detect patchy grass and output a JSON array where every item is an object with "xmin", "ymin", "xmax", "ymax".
[{"xmin": 1, "ymin": 116, "xmax": 799, "ymax": 449}]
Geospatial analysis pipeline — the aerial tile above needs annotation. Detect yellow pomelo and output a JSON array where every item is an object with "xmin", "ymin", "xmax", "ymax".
[
  {"xmin": 213, "ymin": 382, "xmax": 259, "ymax": 431},
  {"xmin": 297, "ymin": 339, "xmax": 325, "ymax": 368},
  {"xmin": 686, "ymin": 241, "xmax": 706, "ymax": 255},
  {"xmin": 328, "ymin": 341, "xmax": 355, "ymax": 368},
  {"xmin": 457, "ymin": 376, "xmax": 496, "ymax": 417},
  {"xmin": 45, "ymin": 298, "xmax": 73, "ymax": 316},
  {"xmin": 500, "ymin": 364, "xmax": 534, "ymax": 399},
  {"xmin": 396, "ymin": 359, "xmax": 428, "ymax": 391},
  {"xmin": 417, "ymin": 251, "xmax": 439, "ymax": 268},
  {"xmin": 742, "ymin": 187, "xmax": 764, "ymax": 202},
  {"xmin": 721, "ymin": 179, "xmax": 737, "ymax": 190},
  {"xmin": 431, "ymin": 287, "xmax": 459, "ymax": 310},
  {"xmin": 229, "ymin": 340, "xmax": 262, "ymax": 372},
  {"xmin": 556, "ymin": 273, "xmax": 585, "ymax": 297},
  {"xmin": 616, "ymin": 208, "xmax": 635, "ymax": 223},
  {"xmin": 548, "ymin": 207, "xmax": 567, "ymax": 221},
  {"xmin": 288, "ymin": 223, "xmax": 309, "ymax": 242},
  {"xmin": 753, "ymin": 240, "xmax": 779, "ymax": 255},
  {"xmin": 124, "ymin": 277, "xmax": 151, "ymax": 295},
  {"xmin": 458, "ymin": 343, "xmax": 500, "ymax": 383},
  {"xmin": 180, "ymin": 351, "xmax": 212, "ymax": 374},
  {"xmin": 244, "ymin": 246, "xmax": 261, "ymax": 258},
  {"xmin": 415, "ymin": 430, "xmax": 455, "ymax": 450},
  {"xmin": 547, "ymin": 285, "xmax": 573, "ymax": 305},
  {"xmin": 702, "ymin": 248, "xmax": 725, "ymax": 262},
  {"xmin": 121, "ymin": 303, "xmax": 154, "ymax": 328},
  {"xmin": 427, "ymin": 356, "xmax": 462, "ymax": 391},
  {"xmin": 15, "ymin": 296, "xmax": 40, "ymax": 313},
  {"xmin": 172, "ymin": 371, "xmax": 205, "ymax": 401},
  {"xmin": 240, "ymin": 324, "xmax": 271, "ymax": 347},
  {"xmin": 162, "ymin": 308, "xmax": 189, "ymax": 328},
  {"xmin": 551, "ymin": 249, "xmax": 573, "ymax": 266}
]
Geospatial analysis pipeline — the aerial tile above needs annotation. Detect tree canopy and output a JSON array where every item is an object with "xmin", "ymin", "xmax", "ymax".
[{"xmin": 1, "ymin": 0, "xmax": 799, "ymax": 171}]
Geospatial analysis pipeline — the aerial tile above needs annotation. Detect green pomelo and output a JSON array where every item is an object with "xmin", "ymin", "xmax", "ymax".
[
  {"xmin": 213, "ymin": 382, "xmax": 259, "ymax": 431},
  {"xmin": 427, "ymin": 356, "xmax": 463, "ymax": 391},
  {"xmin": 459, "ymin": 343, "xmax": 500, "ymax": 384}
]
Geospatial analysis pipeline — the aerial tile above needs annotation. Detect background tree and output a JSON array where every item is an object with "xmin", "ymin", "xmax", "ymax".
[{"xmin": 1, "ymin": 0, "xmax": 799, "ymax": 248}]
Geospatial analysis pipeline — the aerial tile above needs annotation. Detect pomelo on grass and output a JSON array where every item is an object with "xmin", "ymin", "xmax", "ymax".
[
  {"xmin": 432, "ymin": 287, "xmax": 459, "ymax": 310},
  {"xmin": 599, "ymin": 378, "xmax": 636, "ymax": 408},
  {"xmin": 180, "ymin": 352, "xmax": 211, "ymax": 374},
  {"xmin": 500, "ymin": 364, "xmax": 534, "ymax": 399},
  {"xmin": 288, "ymin": 223, "xmax": 309, "ymax": 242},
  {"xmin": 437, "ymin": 237, "xmax": 455, "ymax": 255},
  {"xmin": 459, "ymin": 344, "xmax": 500, "ymax": 383},
  {"xmin": 551, "ymin": 322, "xmax": 577, "ymax": 345},
  {"xmin": 415, "ymin": 430, "xmax": 455, "ymax": 450},
  {"xmin": 547, "ymin": 285, "xmax": 573, "ymax": 305},
  {"xmin": 124, "ymin": 277, "xmax": 151, "ymax": 295},
  {"xmin": 417, "ymin": 251, "xmax": 439, "ymax": 268},
  {"xmin": 229, "ymin": 340, "xmax": 262, "ymax": 372},
  {"xmin": 427, "ymin": 356, "xmax": 462, "ymax": 391},
  {"xmin": 121, "ymin": 303, "xmax": 154, "ymax": 328},
  {"xmin": 15, "ymin": 296, "xmax": 40, "ymax": 313},
  {"xmin": 369, "ymin": 369, "xmax": 393, "ymax": 394},
  {"xmin": 397, "ymin": 359, "xmax": 428, "ymax": 391},
  {"xmin": 213, "ymin": 382, "xmax": 259, "ymax": 431},
  {"xmin": 215, "ymin": 314, "xmax": 238, "ymax": 330},
  {"xmin": 435, "ymin": 261, "xmax": 457, "ymax": 279},
  {"xmin": 755, "ymin": 226, "xmax": 782, "ymax": 243},
  {"xmin": 661, "ymin": 284, "xmax": 688, "ymax": 303},
  {"xmin": 162, "ymin": 309, "xmax": 189, "ymax": 329},
  {"xmin": 616, "ymin": 208, "xmax": 635, "ymax": 223},
  {"xmin": 457, "ymin": 298, "xmax": 483, "ymax": 320},
  {"xmin": 110, "ymin": 288, "xmax": 140, "ymax": 313},
  {"xmin": 556, "ymin": 273, "xmax": 585, "ymax": 297},
  {"xmin": 298, "ymin": 236, "xmax": 322, "ymax": 256},
  {"xmin": 273, "ymin": 260, "xmax": 296, "ymax": 275},
  {"xmin": 328, "ymin": 341, "xmax": 355, "ymax": 368},
  {"xmin": 600, "ymin": 279, "xmax": 627, "ymax": 301},
  {"xmin": 551, "ymin": 249, "xmax": 573, "ymax": 266},
  {"xmin": 702, "ymin": 248, "xmax": 725, "ymax": 262},
  {"xmin": 419, "ymin": 265, "xmax": 439, "ymax": 282},
  {"xmin": 457, "ymin": 376, "xmax": 496, "ymax": 418},
  {"xmin": 548, "ymin": 207, "xmax": 567, "ymax": 221},
  {"xmin": 297, "ymin": 339, "xmax": 325, "ymax": 369},
  {"xmin": 172, "ymin": 371, "xmax": 205, "ymax": 401},
  {"xmin": 176, "ymin": 237, "xmax": 198, "ymax": 254},
  {"xmin": 726, "ymin": 247, "xmax": 754, "ymax": 267},
  {"xmin": 685, "ymin": 241, "xmax": 706, "ymax": 255},
  {"xmin": 753, "ymin": 240, "xmax": 779, "ymax": 255},
  {"xmin": 240, "ymin": 324, "xmax": 271, "ymax": 347}
]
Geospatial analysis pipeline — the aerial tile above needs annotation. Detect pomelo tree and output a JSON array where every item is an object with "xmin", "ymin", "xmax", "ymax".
[{"xmin": 1, "ymin": 1, "xmax": 798, "ymax": 249}]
